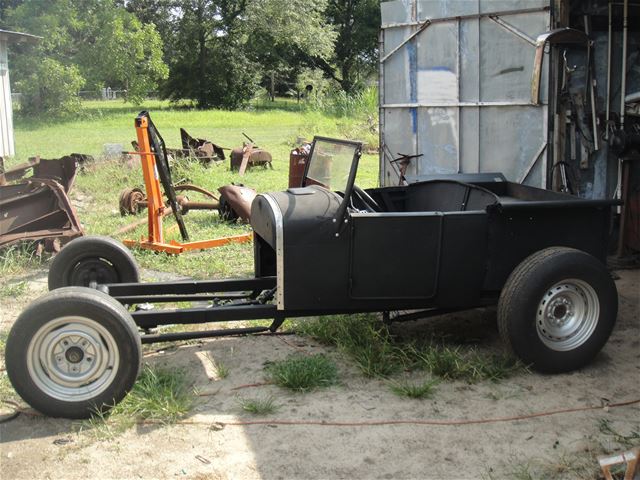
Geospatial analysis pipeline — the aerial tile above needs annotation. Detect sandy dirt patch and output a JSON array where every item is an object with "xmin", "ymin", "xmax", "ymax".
[{"xmin": 1, "ymin": 269, "xmax": 638, "ymax": 479}]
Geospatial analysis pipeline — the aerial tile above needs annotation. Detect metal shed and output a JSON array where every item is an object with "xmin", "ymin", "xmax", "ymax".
[
  {"xmin": 380, "ymin": 0, "xmax": 552, "ymax": 188},
  {"xmin": 379, "ymin": 0, "xmax": 640, "ymax": 207},
  {"xmin": 0, "ymin": 29, "xmax": 40, "ymax": 159}
]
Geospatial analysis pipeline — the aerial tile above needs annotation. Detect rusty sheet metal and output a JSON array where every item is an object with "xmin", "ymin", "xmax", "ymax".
[
  {"xmin": 0, "ymin": 157, "xmax": 39, "ymax": 185},
  {"xmin": 0, "ymin": 156, "xmax": 84, "ymax": 250},
  {"xmin": 0, "ymin": 177, "xmax": 83, "ymax": 249},
  {"xmin": 0, "ymin": 154, "xmax": 91, "ymax": 188},
  {"xmin": 180, "ymin": 128, "xmax": 226, "ymax": 164},
  {"xmin": 230, "ymin": 144, "xmax": 273, "ymax": 176}
]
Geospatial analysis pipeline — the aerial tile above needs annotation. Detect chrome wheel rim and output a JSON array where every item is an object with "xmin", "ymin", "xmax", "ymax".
[
  {"xmin": 27, "ymin": 316, "xmax": 119, "ymax": 402},
  {"xmin": 536, "ymin": 279, "xmax": 599, "ymax": 351}
]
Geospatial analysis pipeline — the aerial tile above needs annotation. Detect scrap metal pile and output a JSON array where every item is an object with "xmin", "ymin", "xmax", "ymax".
[
  {"xmin": 0, "ymin": 117, "xmax": 279, "ymax": 254},
  {"xmin": 0, "ymin": 154, "xmax": 89, "ymax": 252},
  {"xmin": 119, "ymin": 123, "xmax": 264, "ymax": 225}
]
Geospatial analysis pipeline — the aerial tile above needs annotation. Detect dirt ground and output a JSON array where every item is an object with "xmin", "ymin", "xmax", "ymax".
[{"xmin": 1, "ymin": 268, "xmax": 638, "ymax": 480}]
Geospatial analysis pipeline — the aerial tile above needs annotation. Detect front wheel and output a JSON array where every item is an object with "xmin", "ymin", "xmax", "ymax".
[
  {"xmin": 497, "ymin": 247, "xmax": 618, "ymax": 373},
  {"xmin": 5, "ymin": 287, "xmax": 141, "ymax": 418}
]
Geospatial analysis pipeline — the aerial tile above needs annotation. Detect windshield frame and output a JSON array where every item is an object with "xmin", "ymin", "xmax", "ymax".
[{"xmin": 303, "ymin": 136, "xmax": 363, "ymax": 226}]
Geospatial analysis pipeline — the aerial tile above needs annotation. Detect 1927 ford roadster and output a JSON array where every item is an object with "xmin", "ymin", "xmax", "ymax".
[{"xmin": 5, "ymin": 134, "xmax": 620, "ymax": 418}]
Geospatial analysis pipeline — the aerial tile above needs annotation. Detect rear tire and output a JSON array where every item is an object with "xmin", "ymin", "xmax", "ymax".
[
  {"xmin": 48, "ymin": 236, "xmax": 139, "ymax": 290},
  {"xmin": 497, "ymin": 247, "xmax": 618, "ymax": 373},
  {"xmin": 5, "ymin": 287, "xmax": 141, "ymax": 418}
]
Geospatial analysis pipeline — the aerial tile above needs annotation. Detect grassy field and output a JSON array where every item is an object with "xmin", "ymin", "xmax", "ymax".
[{"xmin": 5, "ymin": 98, "xmax": 379, "ymax": 279}]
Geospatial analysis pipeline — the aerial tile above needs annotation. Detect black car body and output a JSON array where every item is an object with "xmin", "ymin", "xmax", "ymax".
[{"xmin": 5, "ymin": 135, "xmax": 621, "ymax": 419}]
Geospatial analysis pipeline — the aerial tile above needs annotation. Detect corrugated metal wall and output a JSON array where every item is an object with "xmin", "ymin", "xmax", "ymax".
[
  {"xmin": 380, "ymin": 0, "xmax": 551, "ymax": 187},
  {"xmin": 0, "ymin": 37, "xmax": 15, "ymax": 158}
]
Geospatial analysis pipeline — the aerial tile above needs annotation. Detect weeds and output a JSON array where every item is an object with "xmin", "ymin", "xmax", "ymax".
[
  {"xmin": 389, "ymin": 378, "xmax": 439, "ymax": 399},
  {"xmin": 0, "ymin": 244, "xmax": 47, "ymax": 277},
  {"xmin": 266, "ymin": 354, "xmax": 338, "ymax": 392},
  {"xmin": 408, "ymin": 344, "xmax": 524, "ymax": 383},
  {"xmin": 0, "ymin": 331, "xmax": 18, "ymax": 403},
  {"xmin": 507, "ymin": 462, "xmax": 536, "ymax": 480},
  {"xmin": 214, "ymin": 361, "xmax": 229, "ymax": 379},
  {"xmin": 81, "ymin": 364, "xmax": 194, "ymax": 438},
  {"xmin": 239, "ymin": 395, "xmax": 279, "ymax": 415},
  {"xmin": 0, "ymin": 372, "xmax": 18, "ymax": 403},
  {"xmin": 0, "ymin": 281, "xmax": 28, "ymax": 299},
  {"xmin": 310, "ymin": 87, "xmax": 379, "ymax": 150},
  {"xmin": 599, "ymin": 419, "xmax": 640, "ymax": 449},
  {"xmin": 113, "ymin": 365, "xmax": 193, "ymax": 423},
  {"xmin": 503, "ymin": 451, "xmax": 603, "ymax": 480},
  {"xmin": 294, "ymin": 314, "xmax": 404, "ymax": 377},
  {"xmin": 295, "ymin": 314, "xmax": 524, "ymax": 382}
]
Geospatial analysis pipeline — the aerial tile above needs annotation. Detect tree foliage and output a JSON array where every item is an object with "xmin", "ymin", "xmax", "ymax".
[
  {"xmin": 5, "ymin": 0, "xmax": 168, "ymax": 114},
  {"xmin": 161, "ymin": 0, "xmax": 258, "ymax": 109},
  {"xmin": 162, "ymin": 0, "xmax": 338, "ymax": 108},
  {"xmin": 308, "ymin": 0, "xmax": 380, "ymax": 93},
  {"xmin": 3, "ymin": 0, "xmax": 380, "ymax": 114},
  {"xmin": 18, "ymin": 58, "xmax": 85, "ymax": 116}
]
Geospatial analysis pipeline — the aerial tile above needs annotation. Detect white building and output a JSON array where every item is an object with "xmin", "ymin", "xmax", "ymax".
[{"xmin": 0, "ymin": 29, "xmax": 40, "ymax": 159}]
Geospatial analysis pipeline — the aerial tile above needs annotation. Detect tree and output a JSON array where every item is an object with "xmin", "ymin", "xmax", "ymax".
[
  {"xmin": 118, "ymin": 0, "xmax": 176, "ymax": 56},
  {"xmin": 0, "ymin": 0, "xmax": 23, "ymax": 27},
  {"xmin": 5, "ymin": 0, "xmax": 168, "ymax": 114},
  {"xmin": 305, "ymin": 0, "xmax": 380, "ymax": 93},
  {"xmin": 162, "ymin": 0, "xmax": 258, "ymax": 109},
  {"xmin": 18, "ymin": 58, "xmax": 85, "ymax": 116},
  {"xmin": 163, "ymin": 0, "xmax": 337, "ymax": 108},
  {"xmin": 243, "ymin": 0, "xmax": 335, "ymax": 99},
  {"xmin": 82, "ymin": 12, "xmax": 169, "ymax": 103}
]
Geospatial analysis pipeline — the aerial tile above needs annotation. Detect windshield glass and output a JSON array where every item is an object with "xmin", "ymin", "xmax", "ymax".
[{"xmin": 305, "ymin": 138, "xmax": 360, "ymax": 192}]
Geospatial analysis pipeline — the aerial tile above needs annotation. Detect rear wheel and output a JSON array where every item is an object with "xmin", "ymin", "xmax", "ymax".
[
  {"xmin": 5, "ymin": 287, "xmax": 141, "ymax": 418},
  {"xmin": 48, "ymin": 236, "xmax": 139, "ymax": 290},
  {"xmin": 498, "ymin": 247, "xmax": 618, "ymax": 373}
]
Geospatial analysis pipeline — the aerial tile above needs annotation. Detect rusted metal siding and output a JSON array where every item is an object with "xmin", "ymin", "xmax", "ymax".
[
  {"xmin": 0, "ymin": 37, "xmax": 15, "ymax": 158},
  {"xmin": 380, "ymin": 0, "xmax": 552, "ymax": 187}
]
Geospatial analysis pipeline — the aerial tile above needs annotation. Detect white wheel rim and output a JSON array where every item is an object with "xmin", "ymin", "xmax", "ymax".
[
  {"xmin": 536, "ymin": 279, "xmax": 600, "ymax": 351},
  {"xmin": 27, "ymin": 316, "xmax": 120, "ymax": 402}
]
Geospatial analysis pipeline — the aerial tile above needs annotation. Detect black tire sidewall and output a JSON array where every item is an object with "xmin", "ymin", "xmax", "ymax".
[
  {"xmin": 500, "ymin": 249, "xmax": 618, "ymax": 373},
  {"xmin": 48, "ymin": 236, "xmax": 139, "ymax": 290},
  {"xmin": 5, "ymin": 288, "xmax": 141, "ymax": 419}
]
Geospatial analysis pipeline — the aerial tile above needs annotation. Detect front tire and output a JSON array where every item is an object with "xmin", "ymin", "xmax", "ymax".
[
  {"xmin": 48, "ymin": 235, "xmax": 139, "ymax": 290},
  {"xmin": 497, "ymin": 247, "xmax": 618, "ymax": 373},
  {"xmin": 5, "ymin": 287, "xmax": 141, "ymax": 418}
]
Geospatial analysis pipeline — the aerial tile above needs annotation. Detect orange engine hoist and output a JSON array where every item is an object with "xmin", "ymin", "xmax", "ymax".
[{"xmin": 123, "ymin": 111, "xmax": 252, "ymax": 254}]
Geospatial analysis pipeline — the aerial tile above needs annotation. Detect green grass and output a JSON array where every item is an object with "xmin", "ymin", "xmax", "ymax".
[
  {"xmin": 11, "ymin": 97, "xmax": 379, "ymax": 166},
  {"xmin": 598, "ymin": 419, "xmax": 640, "ymax": 449},
  {"xmin": 294, "ymin": 314, "xmax": 525, "ymax": 382},
  {"xmin": 408, "ymin": 344, "xmax": 524, "ymax": 383},
  {"xmin": 389, "ymin": 378, "xmax": 439, "ymax": 399},
  {"xmin": 5, "ymin": 97, "xmax": 379, "ymax": 279},
  {"xmin": 0, "ymin": 281, "xmax": 28, "ymax": 299},
  {"xmin": 238, "ymin": 395, "xmax": 279, "ymax": 415},
  {"xmin": 214, "ymin": 361, "xmax": 229, "ymax": 379},
  {"xmin": 82, "ymin": 364, "xmax": 194, "ymax": 437},
  {"xmin": 0, "ymin": 244, "xmax": 47, "ymax": 277},
  {"xmin": 0, "ymin": 330, "xmax": 19, "ymax": 404},
  {"xmin": 266, "ymin": 354, "xmax": 338, "ymax": 392},
  {"xmin": 294, "ymin": 314, "xmax": 405, "ymax": 377}
]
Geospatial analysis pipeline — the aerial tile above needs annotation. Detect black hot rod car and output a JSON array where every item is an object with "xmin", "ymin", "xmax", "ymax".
[{"xmin": 5, "ymin": 135, "xmax": 620, "ymax": 418}]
